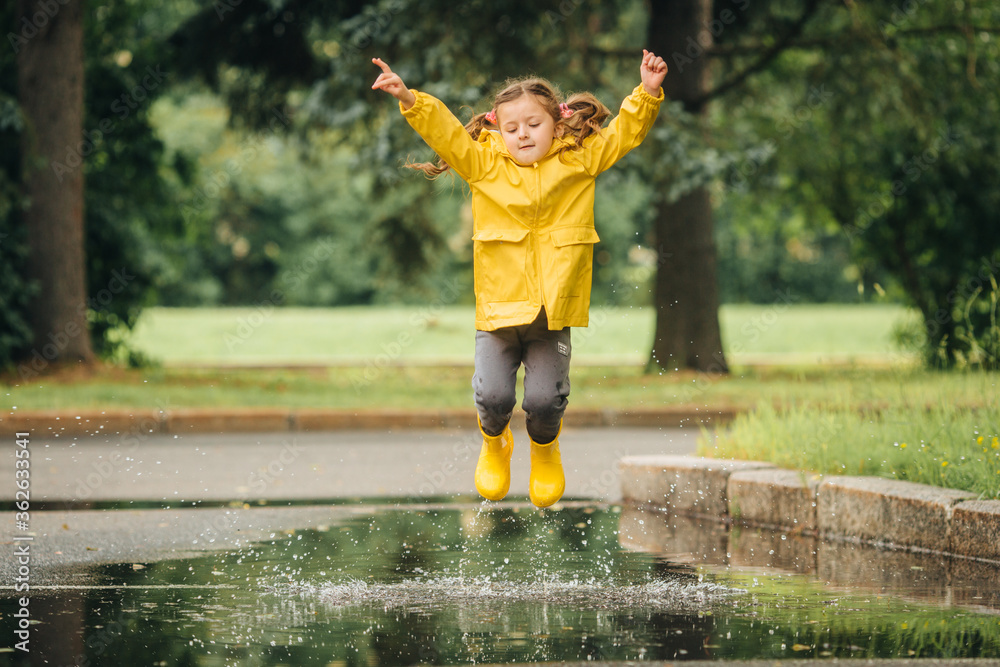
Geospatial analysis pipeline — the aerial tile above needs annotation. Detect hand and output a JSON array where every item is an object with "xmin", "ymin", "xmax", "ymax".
[
  {"xmin": 640, "ymin": 49, "xmax": 668, "ymax": 96},
  {"xmin": 372, "ymin": 58, "xmax": 416, "ymax": 109}
]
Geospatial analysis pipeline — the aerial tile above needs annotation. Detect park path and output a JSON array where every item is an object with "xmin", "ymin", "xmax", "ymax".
[{"xmin": 3, "ymin": 426, "xmax": 698, "ymax": 505}]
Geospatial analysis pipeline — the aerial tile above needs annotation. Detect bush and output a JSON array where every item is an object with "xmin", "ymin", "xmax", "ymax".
[
  {"xmin": 895, "ymin": 271, "xmax": 1000, "ymax": 371},
  {"xmin": 939, "ymin": 274, "xmax": 1000, "ymax": 371}
]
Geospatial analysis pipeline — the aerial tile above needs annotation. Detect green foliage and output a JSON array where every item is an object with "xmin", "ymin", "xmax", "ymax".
[
  {"xmin": 148, "ymin": 89, "xmax": 473, "ymax": 306},
  {"xmin": 590, "ymin": 169, "xmax": 657, "ymax": 305},
  {"xmin": 82, "ymin": 74, "xmax": 170, "ymax": 359},
  {"xmin": 936, "ymin": 274, "xmax": 1000, "ymax": 370},
  {"xmin": 714, "ymin": 195, "xmax": 886, "ymax": 303},
  {"xmin": 896, "ymin": 272, "xmax": 1000, "ymax": 372},
  {"xmin": 77, "ymin": 0, "xmax": 204, "ymax": 364},
  {"xmin": 855, "ymin": 122, "xmax": 1000, "ymax": 368},
  {"xmin": 734, "ymin": 0, "xmax": 1000, "ymax": 367}
]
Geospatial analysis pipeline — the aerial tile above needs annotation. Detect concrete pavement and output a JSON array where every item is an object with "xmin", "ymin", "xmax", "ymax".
[{"xmin": 2, "ymin": 425, "xmax": 699, "ymax": 505}]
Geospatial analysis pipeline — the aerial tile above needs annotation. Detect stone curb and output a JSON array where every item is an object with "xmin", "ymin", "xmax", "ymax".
[
  {"xmin": 0, "ymin": 406, "xmax": 739, "ymax": 438},
  {"xmin": 728, "ymin": 468, "xmax": 822, "ymax": 532},
  {"xmin": 620, "ymin": 455, "xmax": 776, "ymax": 517},
  {"xmin": 817, "ymin": 475, "xmax": 976, "ymax": 553},
  {"xmin": 952, "ymin": 500, "xmax": 1000, "ymax": 562},
  {"xmin": 619, "ymin": 455, "xmax": 1000, "ymax": 564}
]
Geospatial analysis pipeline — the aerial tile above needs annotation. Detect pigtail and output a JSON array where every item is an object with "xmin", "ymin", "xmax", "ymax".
[
  {"xmin": 558, "ymin": 92, "xmax": 612, "ymax": 151},
  {"xmin": 405, "ymin": 111, "xmax": 496, "ymax": 178}
]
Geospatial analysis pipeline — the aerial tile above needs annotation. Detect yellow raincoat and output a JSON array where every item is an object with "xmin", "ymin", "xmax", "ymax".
[{"xmin": 401, "ymin": 84, "xmax": 663, "ymax": 331}]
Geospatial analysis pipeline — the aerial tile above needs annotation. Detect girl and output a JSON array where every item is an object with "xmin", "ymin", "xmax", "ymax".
[{"xmin": 372, "ymin": 51, "xmax": 667, "ymax": 508}]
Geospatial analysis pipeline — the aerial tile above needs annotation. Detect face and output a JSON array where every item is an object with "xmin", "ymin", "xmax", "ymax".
[{"xmin": 496, "ymin": 95, "xmax": 557, "ymax": 164}]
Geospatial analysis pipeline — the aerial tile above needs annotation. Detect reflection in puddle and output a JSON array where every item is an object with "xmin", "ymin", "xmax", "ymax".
[{"xmin": 1, "ymin": 502, "xmax": 999, "ymax": 665}]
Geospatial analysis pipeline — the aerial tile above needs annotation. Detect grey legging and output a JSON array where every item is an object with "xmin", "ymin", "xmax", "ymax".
[{"xmin": 472, "ymin": 308, "xmax": 571, "ymax": 444}]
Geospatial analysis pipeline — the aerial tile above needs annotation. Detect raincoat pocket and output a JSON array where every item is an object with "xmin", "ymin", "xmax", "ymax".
[
  {"xmin": 472, "ymin": 228, "xmax": 531, "ymax": 303},
  {"xmin": 549, "ymin": 226, "xmax": 601, "ymax": 298}
]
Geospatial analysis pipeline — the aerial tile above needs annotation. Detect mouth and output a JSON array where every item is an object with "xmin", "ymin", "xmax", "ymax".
[{"xmin": 518, "ymin": 144, "xmax": 535, "ymax": 151}]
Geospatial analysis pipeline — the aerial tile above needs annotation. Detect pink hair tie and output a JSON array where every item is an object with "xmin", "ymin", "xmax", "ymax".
[
  {"xmin": 559, "ymin": 103, "xmax": 573, "ymax": 118},
  {"xmin": 485, "ymin": 110, "xmax": 497, "ymax": 124}
]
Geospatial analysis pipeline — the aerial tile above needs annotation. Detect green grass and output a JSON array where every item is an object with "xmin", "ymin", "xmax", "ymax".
[
  {"xmin": 125, "ymin": 304, "xmax": 919, "ymax": 366},
  {"xmin": 699, "ymin": 391, "xmax": 1000, "ymax": 499}
]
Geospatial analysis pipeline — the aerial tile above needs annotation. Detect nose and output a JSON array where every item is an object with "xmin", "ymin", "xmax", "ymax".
[{"xmin": 518, "ymin": 126, "xmax": 529, "ymax": 139}]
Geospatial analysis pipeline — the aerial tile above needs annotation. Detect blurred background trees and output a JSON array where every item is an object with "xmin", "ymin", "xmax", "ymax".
[{"xmin": 2, "ymin": 0, "xmax": 998, "ymax": 373}]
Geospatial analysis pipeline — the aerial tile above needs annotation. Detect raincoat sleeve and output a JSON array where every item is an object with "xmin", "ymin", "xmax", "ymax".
[
  {"xmin": 583, "ymin": 85, "xmax": 664, "ymax": 175},
  {"xmin": 400, "ymin": 89, "xmax": 489, "ymax": 182}
]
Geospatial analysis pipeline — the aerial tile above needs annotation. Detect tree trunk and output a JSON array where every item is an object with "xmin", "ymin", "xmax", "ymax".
[
  {"xmin": 17, "ymin": 0, "xmax": 94, "ymax": 365},
  {"xmin": 646, "ymin": 0, "xmax": 728, "ymax": 373}
]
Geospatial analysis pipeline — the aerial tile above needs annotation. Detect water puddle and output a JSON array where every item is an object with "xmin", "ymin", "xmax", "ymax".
[{"xmin": 2, "ymin": 501, "xmax": 999, "ymax": 664}]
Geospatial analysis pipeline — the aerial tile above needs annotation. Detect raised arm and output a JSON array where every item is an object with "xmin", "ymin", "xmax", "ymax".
[
  {"xmin": 372, "ymin": 58, "xmax": 489, "ymax": 181},
  {"xmin": 585, "ymin": 50, "xmax": 667, "ymax": 175}
]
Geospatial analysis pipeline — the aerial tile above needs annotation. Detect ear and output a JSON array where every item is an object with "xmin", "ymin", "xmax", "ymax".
[{"xmin": 554, "ymin": 122, "xmax": 566, "ymax": 138}]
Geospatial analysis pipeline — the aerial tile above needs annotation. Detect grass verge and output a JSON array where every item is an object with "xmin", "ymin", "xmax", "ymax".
[
  {"xmin": 698, "ymin": 394, "xmax": 1000, "ymax": 499},
  {"xmin": 2, "ymin": 363, "xmax": 995, "ymax": 413}
]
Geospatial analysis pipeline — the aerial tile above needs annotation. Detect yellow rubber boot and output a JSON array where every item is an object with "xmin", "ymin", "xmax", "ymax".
[
  {"xmin": 474, "ymin": 419, "xmax": 513, "ymax": 501},
  {"xmin": 529, "ymin": 423, "xmax": 565, "ymax": 508}
]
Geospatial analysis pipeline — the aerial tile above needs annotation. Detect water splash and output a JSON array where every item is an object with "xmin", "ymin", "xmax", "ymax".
[{"xmin": 270, "ymin": 574, "xmax": 742, "ymax": 612}]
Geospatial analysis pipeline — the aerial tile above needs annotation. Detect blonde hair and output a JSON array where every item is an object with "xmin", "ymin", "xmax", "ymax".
[{"xmin": 407, "ymin": 77, "xmax": 612, "ymax": 177}]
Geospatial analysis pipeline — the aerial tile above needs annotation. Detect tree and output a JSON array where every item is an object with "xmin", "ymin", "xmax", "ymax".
[
  {"xmin": 716, "ymin": 0, "xmax": 1000, "ymax": 368},
  {"xmin": 646, "ymin": 0, "xmax": 728, "ymax": 373},
  {"xmin": 1, "ymin": 0, "xmax": 195, "ymax": 372},
  {"xmin": 16, "ymin": 0, "xmax": 93, "ymax": 364}
]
